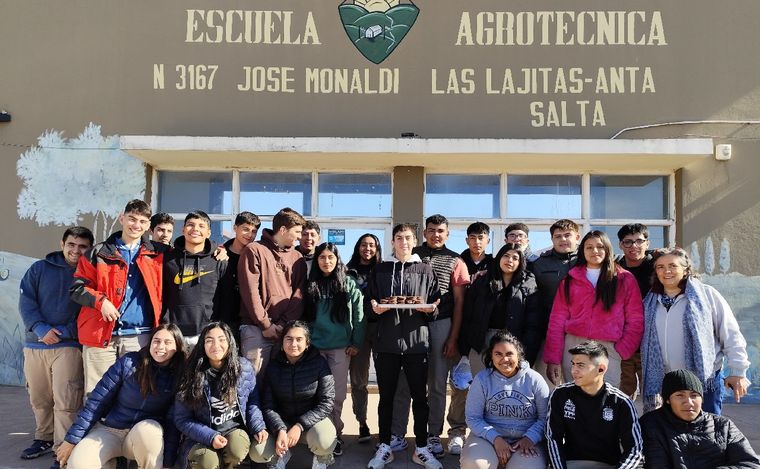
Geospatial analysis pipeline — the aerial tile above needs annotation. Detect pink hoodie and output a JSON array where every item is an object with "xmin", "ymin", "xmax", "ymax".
[{"xmin": 543, "ymin": 265, "xmax": 644, "ymax": 365}]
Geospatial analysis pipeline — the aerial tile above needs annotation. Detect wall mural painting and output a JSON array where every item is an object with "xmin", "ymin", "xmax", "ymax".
[
  {"xmin": 0, "ymin": 123, "xmax": 145, "ymax": 385},
  {"xmin": 338, "ymin": 0, "xmax": 419, "ymax": 64}
]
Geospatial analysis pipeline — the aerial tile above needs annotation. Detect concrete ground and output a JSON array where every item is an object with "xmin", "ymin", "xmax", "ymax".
[{"xmin": 1, "ymin": 385, "xmax": 758, "ymax": 468}]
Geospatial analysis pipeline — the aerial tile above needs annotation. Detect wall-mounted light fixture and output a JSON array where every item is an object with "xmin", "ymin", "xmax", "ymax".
[
  {"xmin": 715, "ymin": 144, "xmax": 732, "ymax": 161},
  {"xmin": 0, "ymin": 110, "xmax": 11, "ymax": 123}
]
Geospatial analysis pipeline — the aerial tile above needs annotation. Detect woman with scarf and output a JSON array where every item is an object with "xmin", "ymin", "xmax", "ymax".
[{"xmin": 641, "ymin": 247, "xmax": 751, "ymax": 414}]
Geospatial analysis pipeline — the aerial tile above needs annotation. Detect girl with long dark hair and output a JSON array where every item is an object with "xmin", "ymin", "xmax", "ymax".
[
  {"xmin": 174, "ymin": 321, "xmax": 267, "ymax": 469},
  {"xmin": 56, "ymin": 324, "xmax": 186, "ymax": 469},
  {"xmin": 460, "ymin": 243, "xmax": 542, "ymax": 375},
  {"xmin": 250, "ymin": 320, "xmax": 337, "ymax": 468},
  {"xmin": 305, "ymin": 242, "xmax": 365, "ymax": 455},
  {"xmin": 346, "ymin": 233, "xmax": 381, "ymax": 443},
  {"xmin": 461, "ymin": 331, "xmax": 549, "ymax": 469},
  {"xmin": 544, "ymin": 230, "xmax": 644, "ymax": 388}
]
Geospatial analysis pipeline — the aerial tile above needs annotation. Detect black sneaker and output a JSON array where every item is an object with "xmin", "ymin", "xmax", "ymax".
[
  {"xmin": 333, "ymin": 438, "xmax": 344, "ymax": 456},
  {"xmin": 20, "ymin": 440, "xmax": 53, "ymax": 459},
  {"xmin": 358, "ymin": 424, "xmax": 372, "ymax": 443}
]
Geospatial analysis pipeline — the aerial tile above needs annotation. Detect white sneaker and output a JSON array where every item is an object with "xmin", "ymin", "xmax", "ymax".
[
  {"xmin": 413, "ymin": 446, "xmax": 443, "ymax": 469},
  {"xmin": 389, "ymin": 434, "xmax": 408, "ymax": 452},
  {"xmin": 267, "ymin": 451, "xmax": 291, "ymax": 469},
  {"xmin": 426, "ymin": 435, "xmax": 444, "ymax": 458},
  {"xmin": 312, "ymin": 453, "xmax": 334, "ymax": 469},
  {"xmin": 367, "ymin": 443, "xmax": 395, "ymax": 469},
  {"xmin": 447, "ymin": 435, "xmax": 464, "ymax": 455}
]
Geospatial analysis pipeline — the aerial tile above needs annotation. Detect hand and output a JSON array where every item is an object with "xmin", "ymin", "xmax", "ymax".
[
  {"xmin": 442, "ymin": 336, "xmax": 459, "ymax": 360},
  {"xmin": 416, "ymin": 299, "xmax": 440, "ymax": 314},
  {"xmin": 100, "ymin": 299, "xmax": 120, "ymax": 322},
  {"xmin": 546, "ymin": 363, "xmax": 562, "ymax": 385},
  {"xmin": 211, "ymin": 434, "xmax": 228, "ymax": 449},
  {"xmin": 493, "ymin": 436, "xmax": 512, "ymax": 466},
  {"xmin": 510, "ymin": 436, "xmax": 537, "ymax": 457},
  {"xmin": 371, "ymin": 300, "xmax": 389, "ymax": 315},
  {"xmin": 213, "ymin": 245, "xmax": 229, "ymax": 261},
  {"xmin": 40, "ymin": 328, "xmax": 62, "ymax": 345},
  {"xmin": 724, "ymin": 376, "xmax": 751, "ymax": 403},
  {"xmin": 345, "ymin": 346, "xmax": 360, "ymax": 357},
  {"xmin": 262, "ymin": 324, "xmax": 280, "ymax": 340},
  {"xmin": 286, "ymin": 425, "xmax": 302, "ymax": 448},
  {"xmin": 276, "ymin": 430, "xmax": 289, "ymax": 456},
  {"xmin": 254, "ymin": 429, "xmax": 268, "ymax": 444},
  {"xmin": 56, "ymin": 441, "xmax": 75, "ymax": 467}
]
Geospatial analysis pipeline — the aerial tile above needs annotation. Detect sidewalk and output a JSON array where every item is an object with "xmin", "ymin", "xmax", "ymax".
[{"xmin": 1, "ymin": 384, "xmax": 758, "ymax": 468}]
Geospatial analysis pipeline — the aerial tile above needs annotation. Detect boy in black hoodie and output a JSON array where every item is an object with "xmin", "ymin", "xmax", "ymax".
[{"xmin": 163, "ymin": 210, "xmax": 227, "ymax": 347}]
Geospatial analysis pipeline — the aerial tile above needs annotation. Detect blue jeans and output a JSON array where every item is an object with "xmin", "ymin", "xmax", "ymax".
[{"xmin": 702, "ymin": 368, "xmax": 724, "ymax": 415}]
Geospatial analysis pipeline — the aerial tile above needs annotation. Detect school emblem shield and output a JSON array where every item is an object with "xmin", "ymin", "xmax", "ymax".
[
  {"xmin": 338, "ymin": 0, "xmax": 420, "ymax": 64},
  {"xmin": 602, "ymin": 406, "xmax": 614, "ymax": 421}
]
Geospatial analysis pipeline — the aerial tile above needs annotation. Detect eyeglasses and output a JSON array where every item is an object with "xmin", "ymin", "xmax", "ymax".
[
  {"xmin": 621, "ymin": 239, "xmax": 648, "ymax": 247},
  {"xmin": 507, "ymin": 233, "xmax": 527, "ymax": 240}
]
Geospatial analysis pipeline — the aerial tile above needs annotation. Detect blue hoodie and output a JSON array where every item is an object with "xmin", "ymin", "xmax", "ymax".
[{"xmin": 19, "ymin": 251, "xmax": 81, "ymax": 349}]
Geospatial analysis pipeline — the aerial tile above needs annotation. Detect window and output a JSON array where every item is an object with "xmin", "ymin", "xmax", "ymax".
[
  {"xmin": 240, "ymin": 172, "xmax": 312, "ymax": 216},
  {"xmin": 158, "ymin": 172, "xmax": 232, "ymax": 214},
  {"xmin": 590, "ymin": 175, "xmax": 667, "ymax": 219},
  {"xmin": 425, "ymin": 174, "xmax": 500, "ymax": 218},
  {"xmin": 318, "ymin": 173, "xmax": 391, "ymax": 217},
  {"xmin": 507, "ymin": 175, "xmax": 582, "ymax": 219}
]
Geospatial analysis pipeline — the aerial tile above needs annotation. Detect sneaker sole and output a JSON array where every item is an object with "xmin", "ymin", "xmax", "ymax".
[
  {"xmin": 367, "ymin": 451, "xmax": 394, "ymax": 469},
  {"xmin": 20, "ymin": 449, "xmax": 52, "ymax": 460},
  {"xmin": 412, "ymin": 454, "xmax": 442, "ymax": 469}
]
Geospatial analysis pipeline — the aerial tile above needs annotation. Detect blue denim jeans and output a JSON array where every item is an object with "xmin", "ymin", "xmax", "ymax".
[{"xmin": 702, "ymin": 368, "xmax": 724, "ymax": 415}]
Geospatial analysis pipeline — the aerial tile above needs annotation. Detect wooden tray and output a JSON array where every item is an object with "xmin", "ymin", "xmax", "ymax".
[{"xmin": 375, "ymin": 303, "xmax": 435, "ymax": 309}]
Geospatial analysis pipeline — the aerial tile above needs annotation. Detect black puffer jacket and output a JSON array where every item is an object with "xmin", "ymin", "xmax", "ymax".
[
  {"xmin": 460, "ymin": 270, "xmax": 542, "ymax": 364},
  {"xmin": 640, "ymin": 407, "xmax": 760, "ymax": 469},
  {"xmin": 528, "ymin": 249, "xmax": 577, "ymax": 333},
  {"xmin": 262, "ymin": 346, "xmax": 334, "ymax": 432}
]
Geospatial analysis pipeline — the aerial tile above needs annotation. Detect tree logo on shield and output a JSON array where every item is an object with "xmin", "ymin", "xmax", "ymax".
[{"xmin": 338, "ymin": 0, "xmax": 420, "ymax": 64}]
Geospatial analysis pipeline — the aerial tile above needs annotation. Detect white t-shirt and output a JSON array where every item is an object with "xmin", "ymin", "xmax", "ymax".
[{"xmin": 586, "ymin": 267, "xmax": 601, "ymax": 287}]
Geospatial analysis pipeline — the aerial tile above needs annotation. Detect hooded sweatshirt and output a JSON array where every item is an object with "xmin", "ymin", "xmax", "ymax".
[
  {"xmin": 368, "ymin": 254, "xmax": 440, "ymax": 355},
  {"xmin": 465, "ymin": 361, "xmax": 549, "ymax": 445},
  {"xmin": 19, "ymin": 251, "xmax": 81, "ymax": 349},
  {"xmin": 163, "ymin": 236, "xmax": 227, "ymax": 337},
  {"xmin": 238, "ymin": 229, "xmax": 307, "ymax": 330}
]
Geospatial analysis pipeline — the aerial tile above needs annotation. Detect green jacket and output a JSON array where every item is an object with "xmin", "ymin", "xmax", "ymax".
[{"xmin": 309, "ymin": 276, "xmax": 366, "ymax": 350}]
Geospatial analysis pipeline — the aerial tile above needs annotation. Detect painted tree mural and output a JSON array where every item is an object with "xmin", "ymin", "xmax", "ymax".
[{"xmin": 17, "ymin": 123, "xmax": 146, "ymax": 240}]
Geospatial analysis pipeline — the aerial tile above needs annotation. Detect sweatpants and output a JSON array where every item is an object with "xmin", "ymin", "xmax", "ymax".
[
  {"xmin": 82, "ymin": 334, "xmax": 150, "ymax": 396},
  {"xmin": 349, "ymin": 321, "xmax": 377, "ymax": 425},
  {"xmin": 240, "ymin": 324, "xmax": 275, "ymax": 377},
  {"xmin": 392, "ymin": 318, "xmax": 451, "ymax": 438},
  {"xmin": 23, "ymin": 347, "xmax": 83, "ymax": 450},
  {"xmin": 460, "ymin": 435, "xmax": 547, "ymax": 469},
  {"xmin": 187, "ymin": 428, "xmax": 250, "ymax": 469},
  {"xmin": 376, "ymin": 352, "xmax": 429, "ymax": 448},
  {"xmin": 320, "ymin": 348, "xmax": 351, "ymax": 436},
  {"xmin": 249, "ymin": 417, "xmax": 337, "ymax": 462},
  {"xmin": 67, "ymin": 420, "xmax": 164, "ymax": 469}
]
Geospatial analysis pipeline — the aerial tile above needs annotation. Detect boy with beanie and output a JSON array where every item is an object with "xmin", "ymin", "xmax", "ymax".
[{"xmin": 640, "ymin": 369, "xmax": 760, "ymax": 468}]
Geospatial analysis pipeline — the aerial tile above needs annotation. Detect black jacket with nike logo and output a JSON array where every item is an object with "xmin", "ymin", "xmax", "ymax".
[{"xmin": 162, "ymin": 237, "xmax": 228, "ymax": 336}]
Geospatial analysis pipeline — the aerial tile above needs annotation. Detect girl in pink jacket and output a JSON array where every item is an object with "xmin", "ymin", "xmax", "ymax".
[{"xmin": 544, "ymin": 231, "xmax": 644, "ymax": 389}]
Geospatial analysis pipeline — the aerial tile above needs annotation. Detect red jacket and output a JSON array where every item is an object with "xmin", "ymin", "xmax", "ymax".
[
  {"xmin": 543, "ymin": 265, "xmax": 644, "ymax": 364},
  {"xmin": 70, "ymin": 232, "xmax": 165, "ymax": 348}
]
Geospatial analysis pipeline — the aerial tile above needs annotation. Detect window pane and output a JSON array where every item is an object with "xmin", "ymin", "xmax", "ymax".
[
  {"xmin": 507, "ymin": 175, "xmax": 581, "ymax": 219},
  {"xmin": 240, "ymin": 172, "xmax": 311, "ymax": 216},
  {"xmin": 318, "ymin": 173, "xmax": 391, "ymax": 217},
  {"xmin": 159, "ymin": 172, "xmax": 232, "ymax": 214},
  {"xmin": 425, "ymin": 174, "xmax": 499, "ymax": 218},
  {"xmin": 590, "ymin": 175, "xmax": 667, "ymax": 219},
  {"xmin": 590, "ymin": 225, "xmax": 666, "ymax": 256}
]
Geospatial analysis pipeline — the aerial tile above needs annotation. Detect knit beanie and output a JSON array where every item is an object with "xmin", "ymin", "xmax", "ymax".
[{"xmin": 662, "ymin": 369, "xmax": 703, "ymax": 400}]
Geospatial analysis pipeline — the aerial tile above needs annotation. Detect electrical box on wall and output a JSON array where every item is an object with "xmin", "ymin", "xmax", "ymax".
[
  {"xmin": 0, "ymin": 111, "xmax": 10, "ymax": 123},
  {"xmin": 715, "ymin": 144, "xmax": 732, "ymax": 161}
]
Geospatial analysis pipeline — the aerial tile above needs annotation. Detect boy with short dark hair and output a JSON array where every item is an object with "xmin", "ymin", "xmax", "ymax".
[
  {"xmin": 162, "ymin": 210, "xmax": 228, "ymax": 347},
  {"xmin": 546, "ymin": 341, "xmax": 643, "ymax": 469},
  {"xmin": 149, "ymin": 212, "xmax": 175, "ymax": 245},
  {"xmin": 71, "ymin": 199, "xmax": 167, "ymax": 394},
  {"xmin": 19, "ymin": 226, "xmax": 94, "ymax": 468},
  {"xmin": 461, "ymin": 221, "xmax": 492, "ymax": 278},
  {"xmin": 297, "ymin": 220, "xmax": 321, "ymax": 272}
]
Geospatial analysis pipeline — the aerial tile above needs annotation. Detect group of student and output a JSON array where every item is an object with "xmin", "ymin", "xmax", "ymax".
[{"xmin": 17, "ymin": 198, "xmax": 758, "ymax": 469}]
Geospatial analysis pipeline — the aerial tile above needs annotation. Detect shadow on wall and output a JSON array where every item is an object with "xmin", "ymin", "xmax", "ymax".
[{"xmin": 0, "ymin": 251, "xmax": 37, "ymax": 386}]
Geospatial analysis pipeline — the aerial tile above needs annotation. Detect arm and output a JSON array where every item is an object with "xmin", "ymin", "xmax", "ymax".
[
  {"xmin": 238, "ymin": 247, "xmax": 271, "ymax": 329},
  {"xmin": 64, "ymin": 356, "xmax": 125, "ymax": 444},
  {"xmin": 70, "ymin": 248, "xmax": 107, "ymax": 310},
  {"xmin": 162, "ymin": 404, "xmax": 181, "ymax": 469},
  {"xmin": 282, "ymin": 257, "xmax": 307, "ymax": 324},
  {"xmin": 297, "ymin": 364, "xmax": 335, "ymax": 430},
  {"xmin": 18, "ymin": 263, "xmax": 54, "ymax": 339},
  {"xmin": 545, "ymin": 389, "xmax": 568, "ymax": 469},
  {"xmin": 349, "ymin": 282, "xmax": 366, "ymax": 348},
  {"xmin": 445, "ymin": 260, "xmax": 470, "ymax": 357},
  {"xmin": 615, "ymin": 274, "xmax": 645, "ymax": 360},
  {"xmin": 523, "ymin": 374, "xmax": 549, "ymax": 444},
  {"xmin": 617, "ymin": 397, "xmax": 644, "ymax": 469},
  {"xmin": 464, "ymin": 374, "xmax": 501, "ymax": 444},
  {"xmin": 173, "ymin": 398, "xmax": 218, "ymax": 447},
  {"xmin": 522, "ymin": 286, "xmax": 543, "ymax": 366},
  {"xmin": 640, "ymin": 414, "xmax": 675, "ymax": 469},
  {"xmin": 261, "ymin": 373, "xmax": 288, "ymax": 434},
  {"xmin": 543, "ymin": 278, "xmax": 571, "ymax": 365},
  {"xmin": 718, "ymin": 419, "xmax": 760, "ymax": 469},
  {"xmin": 709, "ymin": 286, "xmax": 751, "ymax": 380},
  {"xmin": 243, "ymin": 360, "xmax": 267, "ymax": 435}
]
